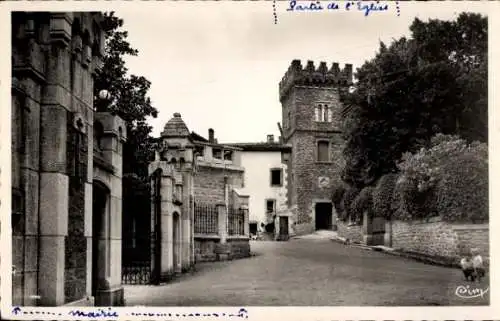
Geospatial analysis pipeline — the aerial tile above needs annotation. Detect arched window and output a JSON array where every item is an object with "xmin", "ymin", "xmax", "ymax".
[{"xmin": 315, "ymin": 105, "xmax": 321, "ymax": 122}]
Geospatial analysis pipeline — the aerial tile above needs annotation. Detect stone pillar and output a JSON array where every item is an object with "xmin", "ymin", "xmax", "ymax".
[
  {"xmin": 384, "ymin": 219, "xmax": 393, "ymax": 247},
  {"xmin": 94, "ymin": 112, "xmax": 126, "ymax": 306},
  {"xmin": 242, "ymin": 207, "xmax": 250, "ymax": 237},
  {"xmin": 181, "ymin": 171, "xmax": 192, "ymax": 272},
  {"xmin": 362, "ymin": 211, "xmax": 372, "ymax": 245},
  {"xmin": 215, "ymin": 204, "xmax": 230, "ymax": 261},
  {"xmin": 217, "ymin": 204, "xmax": 227, "ymax": 244},
  {"xmin": 38, "ymin": 26, "xmax": 72, "ymax": 305},
  {"xmin": 160, "ymin": 175, "xmax": 174, "ymax": 280}
]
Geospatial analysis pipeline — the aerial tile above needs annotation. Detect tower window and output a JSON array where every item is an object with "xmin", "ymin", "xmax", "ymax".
[
  {"xmin": 315, "ymin": 104, "xmax": 331, "ymax": 122},
  {"xmin": 270, "ymin": 168, "xmax": 283, "ymax": 186},
  {"xmin": 317, "ymin": 141, "xmax": 330, "ymax": 162}
]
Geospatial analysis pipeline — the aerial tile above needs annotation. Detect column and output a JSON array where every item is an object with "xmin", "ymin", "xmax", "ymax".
[
  {"xmin": 38, "ymin": 38, "xmax": 71, "ymax": 306},
  {"xmin": 215, "ymin": 204, "xmax": 230, "ymax": 261},
  {"xmin": 160, "ymin": 175, "xmax": 174, "ymax": 280},
  {"xmin": 181, "ymin": 171, "xmax": 192, "ymax": 272},
  {"xmin": 242, "ymin": 207, "xmax": 250, "ymax": 237}
]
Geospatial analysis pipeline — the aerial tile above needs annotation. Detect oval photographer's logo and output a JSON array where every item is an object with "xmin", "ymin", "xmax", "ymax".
[{"xmin": 455, "ymin": 285, "xmax": 489, "ymax": 299}]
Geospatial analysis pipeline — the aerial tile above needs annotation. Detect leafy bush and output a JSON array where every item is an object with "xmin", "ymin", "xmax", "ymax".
[
  {"xmin": 332, "ymin": 184, "xmax": 347, "ymax": 218},
  {"xmin": 372, "ymin": 173, "xmax": 399, "ymax": 219},
  {"xmin": 395, "ymin": 133, "xmax": 488, "ymax": 222},
  {"xmin": 340, "ymin": 186, "xmax": 360, "ymax": 222},
  {"xmin": 351, "ymin": 186, "xmax": 374, "ymax": 222}
]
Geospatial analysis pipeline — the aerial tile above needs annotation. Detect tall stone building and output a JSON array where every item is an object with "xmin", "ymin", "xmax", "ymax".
[
  {"xmin": 11, "ymin": 12, "xmax": 126, "ymax": 306},
  {"xmin": 279, "ymin": 60, "xmax": 352, "ymax": 235}
]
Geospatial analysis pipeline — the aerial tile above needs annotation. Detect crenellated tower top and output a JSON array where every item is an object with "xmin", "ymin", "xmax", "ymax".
[{"xmin": 278, "ymin": 60, "xmax": 353, "ymax": 102}]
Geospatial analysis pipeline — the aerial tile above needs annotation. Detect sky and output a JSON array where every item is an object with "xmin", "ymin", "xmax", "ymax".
[{"xmin": 113, "ymin": 1, "xmax": 492, "ymax": 143}]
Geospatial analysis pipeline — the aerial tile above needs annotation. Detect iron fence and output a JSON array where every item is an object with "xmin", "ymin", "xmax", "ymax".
[
  {"xmin": 228, "ymin": 207, "xmax": 245, "ymax": 236},
  {"xmin": 194, "ymin": 203, "xmax": 219, "ymax": 234}
]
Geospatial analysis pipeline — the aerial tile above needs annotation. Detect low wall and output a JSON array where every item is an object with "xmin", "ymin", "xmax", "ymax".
[
  {"xmin": 392, "ymin": 218, "xmax": 489, "ymax": 264},
  {"xmin": 293, "ymin": 223, "xmax": 314, "ymax": 236},
  {"xmin": 194, "ymin": 236, "xmax": 219, "ymax": 262},
  {"xmin": 195, "ymin": 235, "xmax": 250, "ymax": 262},
  {"xmin": 337, "ymin": 220, "xmax": 363, "ymax": 244},
  {"xmin": 227, "ymin": 237, "xmax": 251, "ymax": 259}
]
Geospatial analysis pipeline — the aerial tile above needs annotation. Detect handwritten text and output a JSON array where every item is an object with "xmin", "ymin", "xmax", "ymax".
[
  {"xmin": 286, "ymin": 0, "xmax": 397, "ymax": 17},
  {"xmin": 11, "ymin": 306, "xmax": 249, "ymax": 319}
]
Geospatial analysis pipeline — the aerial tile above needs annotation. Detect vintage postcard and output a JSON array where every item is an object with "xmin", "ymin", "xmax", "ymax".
[{"xmin": 0, "ymin": 0, "xmax": 498, "ymax": 320}]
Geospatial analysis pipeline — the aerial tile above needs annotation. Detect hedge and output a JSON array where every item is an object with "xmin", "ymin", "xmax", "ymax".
[
  {"xmin": 372, "ymin": 173, "xmax": 398, "ymax": 219},
  {"xmin": 436, "ymin": 151, "xmax": 488, "ymax": 222}
]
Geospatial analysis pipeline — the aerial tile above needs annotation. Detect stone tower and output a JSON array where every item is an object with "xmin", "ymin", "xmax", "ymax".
[
  {"xmin": 279, "ymin": 60, "xmax": 352, "ymax": 235},
  {"xmin": 148, "ymin": 113, "xmax": 196, "ymax": 282}
]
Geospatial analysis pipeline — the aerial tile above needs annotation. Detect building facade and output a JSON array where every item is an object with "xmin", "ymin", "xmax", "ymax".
[
  {"xmin": 227, "ymin": 135, "xmax": 293, "ymax": 240},
  {"xmin": 12, "ymin": 12, "xmax": 126, "ymax": 306},
  {"xmin": 279, "ymin": 60, "xmax": 352, "ymax": 235},
  {"xmin": 148, "ymin": 114, "xmax": 250, "ymax": 277}
]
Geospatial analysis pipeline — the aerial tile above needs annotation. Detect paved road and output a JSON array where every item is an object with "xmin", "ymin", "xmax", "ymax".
[{"xmin": 124, "ymin": 238, "xmax": 489, "ymax": 306}]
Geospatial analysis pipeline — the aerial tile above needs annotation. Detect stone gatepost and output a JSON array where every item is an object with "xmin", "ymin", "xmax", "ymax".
[
  {"xmin": 362, "ymin": 211, "xmax": 385, "ymax": 246},
  {"xmin": 242, "ymin": 205, "xmax": 250, "ymax": 237},
  {"xmin": 160, "ymin": 170, "xmax": 175, "ymax": 280},
  {"xmin": 215, "ymin": 203, "xmax": 230, "ymax": 261},
  {"xmin": 93, "ymin": 112, "xmax": 127, "ymax": 305},
  {"xmin": 181, "ymin": 170, "xmax": 194, "ymax": 272},
  {"xmin": 37, "ymin": 13, "xmax": 75, "ymax": 305}
]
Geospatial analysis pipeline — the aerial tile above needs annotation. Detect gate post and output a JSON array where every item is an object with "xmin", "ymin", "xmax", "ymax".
[{"xmin": 215, "ymin": 203, "xmax": 230, "ymax": 260}]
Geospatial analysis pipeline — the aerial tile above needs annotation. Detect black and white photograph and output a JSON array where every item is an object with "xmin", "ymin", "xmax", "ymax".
[{"xmin": 1, "ymin": 0, "xmax": 497, "ymax": 319}]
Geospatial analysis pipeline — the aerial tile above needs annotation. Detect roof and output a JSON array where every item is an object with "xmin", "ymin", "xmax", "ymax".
[
  {"xmin": 161, "ymin": 113, "xmax": 190, "ymax": 138},
  {"xmin": 189, "ymin": 131, "xmax": 208, "ymax": 142},
  {"xmin": 224, "ymin": 142, "xmax": 292, "ymax": 152}
]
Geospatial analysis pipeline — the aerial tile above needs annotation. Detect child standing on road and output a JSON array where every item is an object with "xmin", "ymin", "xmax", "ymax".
[
  {"xmin": 460, "ymin": 253, "xmax": 475, "ymax": 282},
  {"xmin": 471, "ymin": 248, "xmax": 486, "ymax": 282}
]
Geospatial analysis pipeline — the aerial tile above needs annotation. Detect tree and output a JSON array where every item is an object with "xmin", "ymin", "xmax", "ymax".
[
  {"xmin": 94, "ymin": 12, "xmax": 158, "ymax": 178},
  {"xmin": 340, "ymin": 13, "xmax": 487, "ymax": 189}
]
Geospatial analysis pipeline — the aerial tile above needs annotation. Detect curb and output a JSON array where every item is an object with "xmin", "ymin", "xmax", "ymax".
[{"xmin": 330, "ymin": 237, "xmax": 461, "ymax": 269}]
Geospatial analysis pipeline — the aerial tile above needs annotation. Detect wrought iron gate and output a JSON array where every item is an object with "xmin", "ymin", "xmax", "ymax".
[{"xmin": 121, "ymin": 170, "xmax": 162, "ymax": 285}]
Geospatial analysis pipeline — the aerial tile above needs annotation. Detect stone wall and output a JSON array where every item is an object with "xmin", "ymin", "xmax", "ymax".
[
  {"xmin": 336, "ymin": 220, "xmax": 363, "ymax": 244},
  {"xmin": 194, "ymin": 167, "xmax": 243, "ymax": 204},
  {"xmin": 227, "ymin": 238, "xmax": 251, "ymax": 259},
  {"xmin": 194, "ymin": 237, "xmax": 219, "ymax": 262},
  {"xmin": 392, "ymin": 218, "xmax": 489, "ymax": 264},
  {"xmin": 194, "ymin": 237, "xmax": 250, "ymax": 262}
]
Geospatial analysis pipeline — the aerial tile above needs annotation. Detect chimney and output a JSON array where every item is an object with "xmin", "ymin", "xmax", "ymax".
[
  {"xmin": 208, "ymin": 128, "xmax": 214, "ymax": 143},
  {"xmin": 267, "ymin": 134, "xmax": 274, "ymax": 143}
]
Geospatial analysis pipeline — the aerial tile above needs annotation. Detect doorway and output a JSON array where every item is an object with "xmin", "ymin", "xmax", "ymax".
[
  {"xmin": 315, "ymin": 202, "xmax": 333, "ymax": 230},
  {"xmin": 278, "ymin": 216, "xmax": 289, "ymax": 241},
  {"xmin": 92, "ymin": 180, "xmax": 110, "ymax": 297}
]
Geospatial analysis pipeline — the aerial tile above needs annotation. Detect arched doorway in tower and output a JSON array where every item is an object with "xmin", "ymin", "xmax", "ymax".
[
  {"xmin": 172, "ymin": 212, "xmax": 181, "ymax": 273},
  {"xmin": 92, "ymin": 180, "xmax": 110, "ymax": 300}
]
